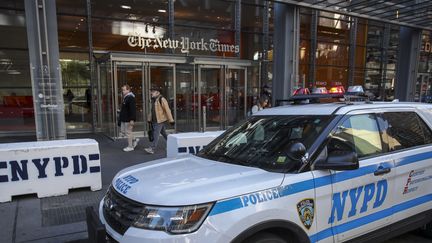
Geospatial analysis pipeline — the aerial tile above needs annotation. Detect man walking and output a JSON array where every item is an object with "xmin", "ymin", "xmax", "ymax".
[
  {"xmin": 119, "ymin": 84, "xmax": 139, "ymax": 152},
  {"xmin": 145, "ymin": 86, "xmax": 174, "ymax": 154}
]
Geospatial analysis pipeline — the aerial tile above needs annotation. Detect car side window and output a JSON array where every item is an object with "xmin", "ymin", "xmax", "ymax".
[
  {"xmin": 328, "ymin": 114, "xmax": 383, "ymax": 158},
  {"xmin": 383, "ymin": 112, "xmax": 432, "ymax": 151}
]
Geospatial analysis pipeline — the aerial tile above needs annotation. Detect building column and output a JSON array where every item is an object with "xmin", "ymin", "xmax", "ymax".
[
  {"xmin": 309, "ymin": 10, "xmax": 318, "ymax": 87},
  {"xmin": 395, "ymin": 27, "xmax": 422, "ymax": 101},
  {"xmin": 25, "ymin": 0, "xmax": 66, "ymax": 140},
  {"xmin": 348, "ymin": 18, "xmax": 358, "ymax": 86},
  {"xmin": 273, "ymin": 3, "xmax": 300, "ymax": 106}
]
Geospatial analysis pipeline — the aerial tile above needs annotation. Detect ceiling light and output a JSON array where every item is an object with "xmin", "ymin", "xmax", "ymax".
[
  {"xmin": 121, "ymin": 5, "xmax": 131, "ymax": 9},
  {"xmin": 158, "ymin": 9, "xmax": 166, "ymax": 13},
  {"xmin": 7, "ymin": 70, "xmax": 21, "ymax": 75},
  {"xmin": 80, "ymin": 18, "xmax": 84, "ymax": 21}
]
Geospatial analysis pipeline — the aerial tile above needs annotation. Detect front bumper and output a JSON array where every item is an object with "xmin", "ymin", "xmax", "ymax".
[{"xmin": 98, "ymin": 198, "xmax": 231, "ymax": 243}]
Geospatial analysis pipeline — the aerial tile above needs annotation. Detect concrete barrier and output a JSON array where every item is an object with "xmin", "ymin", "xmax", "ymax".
[
  {"xmin": 167, "ymin": 131, "xmax": 225, "ymax": 158},
  {"xmin": 0, "ymin": 139, "xmax": 102, "ymax": 203}
]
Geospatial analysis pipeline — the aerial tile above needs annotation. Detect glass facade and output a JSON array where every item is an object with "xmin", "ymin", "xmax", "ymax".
[
  {"xmin": 0, "ymin": 0, "xmax": 428, "ymax": 136},
  {"xmin": 0, "ymin": 0, "xmax": 34, "ymax": 133}
]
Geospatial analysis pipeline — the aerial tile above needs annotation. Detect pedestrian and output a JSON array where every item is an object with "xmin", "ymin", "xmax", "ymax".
[
  {"xmin": 119, "ymin": 84, "xmax": 139, "ymax": 152},
  {"xmin": 144, "ymin": 86, "xmax": 174, "ymax": 154},
  {"xmin": 65, "ymin": 89, "xmax": 74, "ymax": 115},
  {"xmin": 251, "ymin": 96, "xmax": 269, "ymax": 115}
]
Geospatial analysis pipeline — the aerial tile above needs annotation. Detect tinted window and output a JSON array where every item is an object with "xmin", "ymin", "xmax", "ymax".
[
  {"xmin": 383, "ymin": 112, "xmax": 432, "ymax": 151},
  {"xmin": 198, "ymin": 115, "xmax": 332, "ymax": 173},
  {"xmin": 328, "ymin": 114, "xmax": 382, "ymax": 158}
]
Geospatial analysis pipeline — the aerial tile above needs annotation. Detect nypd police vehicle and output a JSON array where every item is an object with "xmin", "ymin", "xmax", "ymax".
[{"xmin": 99, "ymin": 95, "xmax": 432, "ymax": 242}]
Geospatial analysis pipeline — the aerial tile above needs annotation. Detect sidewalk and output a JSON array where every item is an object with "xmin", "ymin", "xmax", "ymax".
[{"xmin": 0, "ymin": 133, "xmax": 165, "ymax": 243}]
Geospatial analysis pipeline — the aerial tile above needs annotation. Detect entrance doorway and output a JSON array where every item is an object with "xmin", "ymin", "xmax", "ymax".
[{"xmin": 96, "ymin": 53, "xmax": 252, "ymax": 138}]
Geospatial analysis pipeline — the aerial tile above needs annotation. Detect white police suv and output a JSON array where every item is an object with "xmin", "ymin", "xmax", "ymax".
[{"xmin": 99, "ymin": 100, "xmax": 432, "ymax": 243}]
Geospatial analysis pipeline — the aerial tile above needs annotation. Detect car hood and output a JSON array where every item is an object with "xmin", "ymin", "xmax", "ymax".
[{"xmin": 112, "ymin": 155, "xmax": 284, "ymax": 205}]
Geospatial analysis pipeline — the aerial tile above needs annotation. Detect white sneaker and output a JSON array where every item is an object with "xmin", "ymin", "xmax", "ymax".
[
  {"xmin": 133, "ymin": 138, "xmax": 140, "ymax": 148},
  {"xmin": 123, "ymin": 147, "xmax": 134, "ymax": 152},
  {"xmin": 144, "ymin": 147, "xmax": 154, "ymax": 154}
]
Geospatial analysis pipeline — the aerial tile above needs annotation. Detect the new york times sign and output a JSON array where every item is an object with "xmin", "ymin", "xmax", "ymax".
[{"xmin": 127, "ymin": 34, "xmax": 240, "ymax": 54}]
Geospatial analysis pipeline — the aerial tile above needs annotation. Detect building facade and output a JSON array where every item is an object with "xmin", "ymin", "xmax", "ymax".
[{"xmin": 1, "ymin": 0, "xmax": 431, "ymax": 140}]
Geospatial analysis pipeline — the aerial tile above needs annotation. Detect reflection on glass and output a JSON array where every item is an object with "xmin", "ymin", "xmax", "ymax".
[
  {"xmin": 176, "ymin": 65, "xmax": 196, "ymax": 132},
  {"xmin": 201, "ymin": 68, "xmax": 222, "ymax": 129},
  {"xmin": 61, "ymin": 59, "xmax": 92, "ymax": 130},
  {"xmin": 226, "ymin": 69, "xmax": 245, "ymax": 126}
]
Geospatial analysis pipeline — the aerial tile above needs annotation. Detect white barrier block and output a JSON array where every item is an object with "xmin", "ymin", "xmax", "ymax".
[
  {"xmin": 167, "ymin": 131, "xmax": 224, "ymax": 158},
  {"xmin": 0, "ymin": 139, "xmax": 102, "ymax": 203}
]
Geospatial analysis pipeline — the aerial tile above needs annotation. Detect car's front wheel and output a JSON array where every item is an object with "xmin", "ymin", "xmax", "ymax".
[
  {"xmin": 420, "ymin": 222, "xmax": 432, "ymax": 238},
  {"xmin": 246, "ymin": 232, "xmax": 287, "ymax": 243}
]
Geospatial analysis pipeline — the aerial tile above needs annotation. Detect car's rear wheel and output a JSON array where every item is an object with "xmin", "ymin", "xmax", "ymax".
[{"xmin": 246, "ymin": 232, "xmax": 287, "ymax": 243}]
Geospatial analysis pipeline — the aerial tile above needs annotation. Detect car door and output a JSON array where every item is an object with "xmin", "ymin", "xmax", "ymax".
[
  {"xmin": 381, "ymin": 110, "xmax": 432, "ymax": 227},
  {"xmin": 312, "ymin": 111, "xmax": 396, "ymax": 242}
]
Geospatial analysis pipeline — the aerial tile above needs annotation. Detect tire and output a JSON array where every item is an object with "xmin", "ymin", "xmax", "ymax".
[
  {"xmin": 246, "ymin": 232, "xmax": 287, "ymax": 243},
  {"xmin": 420, "ymin": 222, "xmax": 432, "ymax": 238}
]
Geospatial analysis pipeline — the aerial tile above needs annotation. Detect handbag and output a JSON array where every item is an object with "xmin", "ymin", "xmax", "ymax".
[{"xmin": 147, "ymin": 123, "xmax": 154, "ymax": 142}]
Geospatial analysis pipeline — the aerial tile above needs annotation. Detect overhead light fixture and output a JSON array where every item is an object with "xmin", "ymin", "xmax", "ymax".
[
  {"xmin": 121, "ymin": 5, "xmax": 131, "ymax": 9},
  {"xmin": 158, "ymin": 9, "xmax": 166, "ymax": 13},
  {"xmin": 7, "ymin": 70, "xmax": 21, "ymax": 75},
  {"xmin": 80, "ymin": 18, "xmax": 84, "ymax": 22}
]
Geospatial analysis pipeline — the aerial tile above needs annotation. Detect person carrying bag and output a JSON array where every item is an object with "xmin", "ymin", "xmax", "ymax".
[{"xmin": 144, "ymin": 86, "xmax": 174, "ymax": 154}]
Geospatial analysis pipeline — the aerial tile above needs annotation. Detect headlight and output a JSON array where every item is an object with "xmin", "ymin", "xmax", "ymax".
[{"xmin": 132, "ymin": 203, "xmax": 213, "ymax": 234}]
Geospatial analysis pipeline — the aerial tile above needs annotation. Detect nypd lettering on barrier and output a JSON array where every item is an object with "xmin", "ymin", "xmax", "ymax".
[
  {"xmin": 328, "ymin": 179, "xmax": 387, "ymax": 224},
  {"xmin": 115, "ymin": 175, "xmax": 139, "ymax": 195},
  {"xmin": 177, "ymin": 145, "xmax": 206, "ymax": 155},
  {"xmin": 0, "ymin": 153, "xmax": 100, "ymax": 183},
  {"xmin": 241, "ymin": 188, "xmax": 282, "ymax": 207}
]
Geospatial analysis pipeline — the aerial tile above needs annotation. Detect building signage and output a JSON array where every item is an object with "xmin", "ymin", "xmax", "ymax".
[{"xmin": 127, "ymin": 34, "xmax": 240, "ymax": 54}]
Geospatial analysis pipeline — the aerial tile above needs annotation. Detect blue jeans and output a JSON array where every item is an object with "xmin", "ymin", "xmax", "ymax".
[{"xmin": 151, "ymin": 122, "xmax": 167, "ymax": 149}]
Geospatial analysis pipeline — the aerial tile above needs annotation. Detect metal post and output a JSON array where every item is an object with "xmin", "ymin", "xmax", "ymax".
[
  {"xmin": 380, "ymin": 24, "xmax": 390, "ymax": 100},
  {"xmin": 348, "ymin": 17, "xmax": 358, "ymax": 86},
  {"xmin": 25, "ymin": 0, "xmax": 66, "ymax": 140},
  {"xmin": 309, "ymin": 10, "xmax": 318, "ymax": 87},
  {"xmin": 262, "ymin": 0, "xmax": 269, "ymax": 87},
  {"xmin": 86, "ymin": 0, "xmax": 96, "ymax": 132},
  {"xmin": 235, "ymin": 0, "xmax": 241, "ymax": 58},
  {"xmin": 273, "ymin": 3, "xmax": 300, "ymax": 106},
  {"xmin": 168, "ymin": 0, "xmax": 174, "ymax": 54},
  {"xmin": 202, "ymin": 105, "xmax": 206, "ymax": 132},
  {"xmin": 395, "ymin": 27, "xmax": 422, "ymax": 101}
]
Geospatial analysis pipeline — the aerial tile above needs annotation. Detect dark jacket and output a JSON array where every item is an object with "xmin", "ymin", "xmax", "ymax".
[{"xmin": 119, "ymin": 93, "xmax": 136, "ymax": 122}]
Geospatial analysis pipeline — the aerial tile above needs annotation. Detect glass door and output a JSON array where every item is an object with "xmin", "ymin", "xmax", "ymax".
[
  {"xmin": 225, "ymin": 67, "xmax": 247, "ymax": 127},
  {"xmin": 144, "ymin": 64, "xmax": 176, "ymax": 132},
  {"xmin": 197, "ymin": 65, "xmax": 248, "ymax": 130},
  {"xmin": 97, "ymin": 60, "xmax": 116, "ymax": 137},
  {"xmin": 416, "ymin": 73, "xmax": 431, "ymax": 103},
  {"xmin": 176, "ymin": 64, "xmax": 197, "ymax": 132},
  {"xmin": 198, "ymin": 65, "xmax": 224, "ymax": 130},
  {"xmin": 115, "ymin": 62, "xmax": 145, "ymax": 136}
]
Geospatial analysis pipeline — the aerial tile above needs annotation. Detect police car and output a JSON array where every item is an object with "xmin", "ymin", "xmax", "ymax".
[{"xmin": 99, "ymin": 95, "xmax": 432, "ymax": 242}]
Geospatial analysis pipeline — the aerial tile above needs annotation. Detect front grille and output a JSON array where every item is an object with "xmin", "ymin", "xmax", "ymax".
[{"xmin": 103, "ymin": 186, "xmax": 144, "ymax": 235}]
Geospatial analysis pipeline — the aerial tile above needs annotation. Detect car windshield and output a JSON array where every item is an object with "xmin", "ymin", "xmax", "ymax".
[{"xmin": 197, "ymin": 115, "xmax": 333, "ymax": 173}]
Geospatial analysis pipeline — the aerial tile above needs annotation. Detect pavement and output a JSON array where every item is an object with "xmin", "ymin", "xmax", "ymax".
[{"xmin": 0, "ymin": 133, "xmax": 431, "ymax": 243}]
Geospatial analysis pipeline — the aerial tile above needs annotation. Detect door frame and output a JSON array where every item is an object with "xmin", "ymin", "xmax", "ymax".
[
  {"xmin": 193, "ymin": 57, "xmax": 251, "ymax": 130},
  {"xmin": 97, "ymin": 53, "xmax": 253, "ymax": 137}
]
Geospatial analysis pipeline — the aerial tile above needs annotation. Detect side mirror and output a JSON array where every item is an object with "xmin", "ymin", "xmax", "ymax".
[
  {"xmin": 287, "ymin": 142, "xmax": 306, "ymax": 161},
  {"xmin": 314, "ymin": 151, "xmax": 359, "ymax": 171}
]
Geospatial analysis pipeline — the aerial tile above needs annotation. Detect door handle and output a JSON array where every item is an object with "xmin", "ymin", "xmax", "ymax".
[{"xmin": 374, "ymin": 167, "xmax": 391, "ymax": 176}]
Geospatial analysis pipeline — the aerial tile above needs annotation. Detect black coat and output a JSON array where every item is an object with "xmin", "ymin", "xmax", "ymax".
[{"xmin": 119, "ymin": 94, "xmax": 136, "ymax": 122}]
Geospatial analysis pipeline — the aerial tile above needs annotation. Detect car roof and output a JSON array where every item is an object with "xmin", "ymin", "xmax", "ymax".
[{"xmin": 255, "ymin": 102, "xmax": 432, "ymax": 116}]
